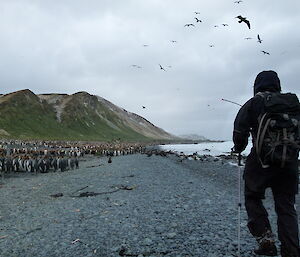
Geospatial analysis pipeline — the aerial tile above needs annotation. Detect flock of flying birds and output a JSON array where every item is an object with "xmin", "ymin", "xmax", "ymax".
[
  {"xmin": 181, "ymin": 12, "xmax": 268, "ymax": 54},
  {"xmin": 131, "ymin": 1, "xmax": 272, "ymax": 109},
  {"xmin": 181, "ymin": 2, "xmax": 271, "ymax": 56}
]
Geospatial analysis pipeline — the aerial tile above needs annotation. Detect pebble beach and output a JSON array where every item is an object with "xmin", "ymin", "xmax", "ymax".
[{"xmin": 0, "ymin": 153, "xmax": 298, "ymax": 257}]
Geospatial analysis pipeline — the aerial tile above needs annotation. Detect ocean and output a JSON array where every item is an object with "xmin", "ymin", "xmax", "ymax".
[{"xmin": 158, "ymin": 141, "xmax": 252, "ymax": 156}]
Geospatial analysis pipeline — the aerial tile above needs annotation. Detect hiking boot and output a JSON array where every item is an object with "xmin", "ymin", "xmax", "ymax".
[
  {"xmin": 254, "ymin": 230, "xmax": 277, "ymax": 256},
  {"xmin": 254, "ymin": 240, "xmax": 277, "ymax": 256}
]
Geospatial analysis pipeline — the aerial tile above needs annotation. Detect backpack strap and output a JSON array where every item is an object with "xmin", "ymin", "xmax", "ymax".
[
  {"xmin": 298, "ymin": 123, "xmax": 300, "ymax": 148},
  {"xmin": 256, "ymin": 112, "xmax": 266, "ymax": 153},
  {"xmin": 256, "ymin": 112, "xmax": 271, "ymax": 168},
  {"xmin": 281, "ymin": 128, "xmax": 287, "ymax": 168}
]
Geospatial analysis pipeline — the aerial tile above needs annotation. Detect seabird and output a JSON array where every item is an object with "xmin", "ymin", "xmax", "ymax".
[
  {"xmin": 261, "ymin": 50, "xmax": 270, "ymax": 55},
  {"xmin": 235, "ymin": 15, "xmax": 251, "ymax": 29},
  {"xmin": 184, "ymin": 23, "xmax": 195, "ymax": 27},
  {"xmin": 131, "ymin": 65, "xmax": 142, "ymax": 68},
  {"xmin": 195, "ymin": 17, "xmax": 202, "ymax": 23},
  {"xmin": 257, "ymin": 34, "xmax": 263, "ymax": 43},
  {"xmin": 159, "ymin": 64, "xmax": 166, "ymax": 71}
]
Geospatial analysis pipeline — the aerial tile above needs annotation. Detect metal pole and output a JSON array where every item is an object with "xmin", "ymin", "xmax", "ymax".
[
  {"xmin": 221, "ymin": 98, "xmax": 242, "ymax": 107},
  {"xmin": 237, "ymin": 153, "xmax": 242, "ymax": 257}
]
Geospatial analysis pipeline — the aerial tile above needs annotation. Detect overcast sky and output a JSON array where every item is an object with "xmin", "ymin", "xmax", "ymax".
[{"xmin": 1, "ymin": 0, "xmax": 300, "ymax": 140}]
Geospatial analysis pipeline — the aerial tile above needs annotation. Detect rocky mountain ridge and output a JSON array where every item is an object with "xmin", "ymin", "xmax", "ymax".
[{"xmin": 0, "ymin": 89, "xmax": 176, "ymax": 141}]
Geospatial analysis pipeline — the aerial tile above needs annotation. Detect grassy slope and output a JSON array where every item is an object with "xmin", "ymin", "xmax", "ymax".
[
  {"xmin": 0, "ymin": 91, "xmax": 150, "ymax": 141},
  {"xmin": 61, "ymin": 94, "xmax": 149, "ymax": 141},
  {"xmin": 0, "ymin": 91, "xmax": 66, "ymax": 139}
]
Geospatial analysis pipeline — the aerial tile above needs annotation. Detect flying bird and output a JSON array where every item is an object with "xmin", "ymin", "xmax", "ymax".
[
  {"xmin": 171, "ymin": 40, "xmax": 177, "ymax": 43},
  {"xmin": 159, "ymin": 64, "xmax": 166, "ymax": 71},
  {"xmin": 214, "ymin": 25, "xmax": 219, "ymax": 28},
  {"xmin": 195, "ymin": 12, "xmax": 200, "ymax": 15},
  {"xmin": 222, "ymin": 23, "xmax": 229, "ymax": 26},
  {"xmin": 209, "ymin": 44, "xmax": 215, "ymax": 48},
  {"xmin": 261, "ymin": 50, "xmax": 270, "ymax": 55},
  {"xmin": 142, "ymin": 106, "xmax": 146, "ymax": 109},
  {"xmin": 244, "ymin": 37, "xmax": 252, "ymax": 40},
  {"xmin": 257, "ymin": 34, "xmax": 263, "ymax": 43},
  {"xmin": 234, "ymin": 0, "xmax": 243, "ymax": 3},
  {"xmin": 195, "ymin": 17, "xmax": 202, "ymax": 23},
  {"xmin": 235, "ymin": 15, "xmax": 251, "ymax": 29},
  {"xmin": 143, "ymin": 44, "xmax": 149, "ymax": 47},
  {"xmin": 184, "ymin": 23, "xmax": 195, "ymax": 27},
  {"xmin": 131, "ymin": 65, "xmax": 142, "ymax": 68}
]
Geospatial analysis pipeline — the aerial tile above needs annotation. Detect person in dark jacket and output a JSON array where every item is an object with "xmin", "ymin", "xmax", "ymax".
[{"xmin": 233, "ymin": 70, "xmax": 300, "ymax": 257}]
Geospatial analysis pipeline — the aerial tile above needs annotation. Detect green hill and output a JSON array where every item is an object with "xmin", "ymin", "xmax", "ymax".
[{"xmin": 0, "ymin": 89, "xmax": 175, "ymax": 141}]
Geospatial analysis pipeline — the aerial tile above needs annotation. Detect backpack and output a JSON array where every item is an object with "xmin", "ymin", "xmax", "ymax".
[{"xmin": 255, "ymin": 92, "xmax": 300, "ymax": 168}]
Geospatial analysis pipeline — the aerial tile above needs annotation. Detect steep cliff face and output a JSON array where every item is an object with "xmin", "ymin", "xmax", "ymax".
[
  {"xmin": 96, "ymin": 96, "xmax": 175, "ymax": 140},
  {"xmin": 0, "ymin": 89, "xmax": 176, "ymax": 141}
]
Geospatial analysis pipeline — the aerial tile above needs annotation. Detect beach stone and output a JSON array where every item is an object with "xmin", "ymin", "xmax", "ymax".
[
  {"xmin": 166, "ymin": 232, "xmax": 177, "ymax": 239},
  {"xmin": 144, "ymin": 238, "xmax": 153, "ymax": 245},
  {"xmin": 189, "ymin": 236, "xmax": 197, "ymax": 241},
  {"xmin": 207, "ymin": 253, "xmax": 218, "ymax": 257},
  {"xmin": 170, "ymin": 222, "xmax": 178, "ymax": 228}
]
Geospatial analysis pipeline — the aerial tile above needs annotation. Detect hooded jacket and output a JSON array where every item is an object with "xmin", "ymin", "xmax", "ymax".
[
  {"xmin": 233, "ymin": 71, "xmax": 282, "ymax": 152},
  {"xmin": 253, "ymin": 70, "xmax": 281, "ymax": 95},
  {"xmin": 233, "ymin": 71, "xmax": 299, "ymax": 196}
]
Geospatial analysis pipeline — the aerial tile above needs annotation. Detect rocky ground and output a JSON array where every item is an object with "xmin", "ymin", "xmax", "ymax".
[{"xmin": 0, "ymin": 153, "xmax": 298, "ymax": 257}]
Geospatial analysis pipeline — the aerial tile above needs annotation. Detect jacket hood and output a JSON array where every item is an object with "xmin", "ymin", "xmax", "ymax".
[{"xmin": 253, "ymin": 70, "xmax": 281, "ymax": 95}]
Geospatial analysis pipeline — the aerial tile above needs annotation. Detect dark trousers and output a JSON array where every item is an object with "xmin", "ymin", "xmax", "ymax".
[
  {"xmin": 245, "ymin": 190, "xmax": 299, "ymax": 254},
  {"xmin": 244, "ymin": 150, "xmax": 299, "ymax": 255}
]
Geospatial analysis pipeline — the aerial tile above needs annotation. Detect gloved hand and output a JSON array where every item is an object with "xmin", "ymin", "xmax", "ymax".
[{"xmin": 231, "ymin": 146, "xmax": 242, "ymax": 154}]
